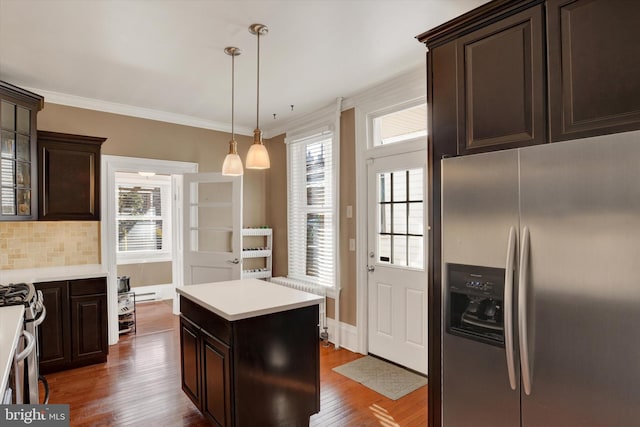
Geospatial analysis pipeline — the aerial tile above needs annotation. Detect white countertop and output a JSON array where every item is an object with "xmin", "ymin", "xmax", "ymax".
[
  {"xmin": 0, "ymin": 305, "xmax": 25, "ymax": 400},
  {"xmin": 176, "ymin": 279, "xmax": 324, "ymax": 321},
  {"xmin": 0, "ymin": 264, "xmax": 108, "ymax": 285}
]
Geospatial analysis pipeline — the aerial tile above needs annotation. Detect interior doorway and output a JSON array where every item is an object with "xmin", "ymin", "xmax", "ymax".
[{"xmin": 101, "ymin": 155, "xmax": 197, "ymax": 345}]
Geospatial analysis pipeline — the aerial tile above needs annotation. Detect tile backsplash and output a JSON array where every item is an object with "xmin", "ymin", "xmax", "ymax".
[{"xmin": 0, "ymin": 221, "xmax": 100, "ymax": 270}]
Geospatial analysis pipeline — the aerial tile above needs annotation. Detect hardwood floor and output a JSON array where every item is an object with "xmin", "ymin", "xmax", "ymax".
[{"xmin": 42, "ymin": 300, "xmax": 427, "ymax": 426}]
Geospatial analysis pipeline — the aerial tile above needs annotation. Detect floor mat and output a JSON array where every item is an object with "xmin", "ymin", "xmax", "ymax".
[{"xmin": 332, "ymin": 356, "xmax": 427, "ymax": 400}]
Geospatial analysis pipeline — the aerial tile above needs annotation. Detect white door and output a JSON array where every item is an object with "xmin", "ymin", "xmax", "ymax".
[
  {"xmin": 183, "ymin": 173, "xmax": 242, "ymax": 285},
  {"xmin": 367, "ymin": 151, "xmax": 428, "ymax": 374}
]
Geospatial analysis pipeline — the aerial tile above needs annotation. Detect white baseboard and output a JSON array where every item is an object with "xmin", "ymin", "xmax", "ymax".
[
  {"xmin": 131, "ymin": 283, "xmax": 173, "ymax": 301},
  {"xmin": 325, "ymin": 318, "xmax": 360, "ymax": 353}
]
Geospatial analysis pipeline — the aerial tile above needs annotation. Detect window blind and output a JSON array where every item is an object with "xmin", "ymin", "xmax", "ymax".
[
  {"xmin": 115, "ymin": 173, "xmax": 172, "ymax": 262},
  {"xmin": 288, "ymin": 132, "xmax": 336, "ymax": 288}
]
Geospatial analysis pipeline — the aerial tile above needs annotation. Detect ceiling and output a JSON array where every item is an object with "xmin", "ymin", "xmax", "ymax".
[{"xmin": 0, "ymin": 0, "xmax": 488, "ymax": 137}]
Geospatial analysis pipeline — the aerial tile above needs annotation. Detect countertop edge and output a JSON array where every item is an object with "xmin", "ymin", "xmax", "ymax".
[
  {"xmin": 0, "ymin": 264, "xmax": 108, "ymax": 285},
  {"xmin": 177, "ymin": 290, "xmax": 323, "ymax": 321}
]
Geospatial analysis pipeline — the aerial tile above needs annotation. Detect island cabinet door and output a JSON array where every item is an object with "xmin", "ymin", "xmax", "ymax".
[
  {"xmin": 202, "ymin": 331, "xmax": 232, "ymax": 427},
  {"xmin": 180, "ymin": 316, "xmax": 201, "ymax": 410}
]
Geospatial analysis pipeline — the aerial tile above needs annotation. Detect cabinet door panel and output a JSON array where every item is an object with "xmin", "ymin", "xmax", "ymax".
[
  {"xmin": 70, "ymin": 294, "xmax": 108, "ymax": 363},
  {"xmin": 37, "ymin": 131, "xmax": 104, "ymax": 221},
  {"xmin": 35, "ymin": 281, "xmax": 71, "ymax": 371},
  {"xmin": 180, "ymin": 316, "xmax": 201, "ymax": 409},
  {"xmin": 202, "ymin": 332, "xmax": 231, "ymax": 427},
  {"xmin": 457, "ymin": 5, "xmax": 545, "ymax": 154},
  {"xmin": 548, "ymin": 0, "xmax": 640, "ymax": 140}
]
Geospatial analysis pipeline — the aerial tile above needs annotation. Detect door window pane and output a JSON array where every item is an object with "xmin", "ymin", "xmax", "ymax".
[
  {"xmin": 376, "ymin": 167, "xmax": 424, "ymax": 269},
  {"xmin": 393, "ymin": 203, "xmax": 407, "ymax": 234},
  {"xmin": 392, "ymin": 171, "xmax": 407, "ymax": 202}
]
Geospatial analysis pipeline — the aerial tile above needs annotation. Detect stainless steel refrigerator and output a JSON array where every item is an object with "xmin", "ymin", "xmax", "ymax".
[{"xmin": 441, "ymin": 130, "xmax": 640, "ymax": 426}]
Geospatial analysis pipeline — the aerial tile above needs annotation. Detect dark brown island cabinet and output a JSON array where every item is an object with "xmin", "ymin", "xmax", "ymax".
[
  {"xmin": 35, "ymin": 277, "xmax": 108, "ymax": 374},
  {"xmin": 37, "ymin": 130, "xmax": 106, "ymax": 221},
  {"xmin": 179, "ymin": 294, "xmax": 320, "ymax": 427},
  {"xmin": 0, "ymin": 81, "xmax": 44, "ymax": 221},
  {"xmin": 417, "ymin": 0, "xmax": 640, "ymax": 425}
]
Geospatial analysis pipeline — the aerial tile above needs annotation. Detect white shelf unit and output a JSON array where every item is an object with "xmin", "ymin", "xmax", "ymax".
[{"xmin": 241, "ymin": 228, "xmax": 273, "ymax": 280}]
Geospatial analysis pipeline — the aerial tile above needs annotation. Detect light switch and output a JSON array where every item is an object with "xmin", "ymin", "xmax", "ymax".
[
  {"xmin": 346, "ymin": 205, "xmax": 353, "ymax": 218},
  {"xmin": 349, "ymin": 238, "xmax": 355, "ymax": 251}
]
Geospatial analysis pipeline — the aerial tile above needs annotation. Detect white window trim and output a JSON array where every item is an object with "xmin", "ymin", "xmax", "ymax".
[
  {"xmin": 284, "ymin": 99, "xmax": 342, "ymax": 300},
  {"xmin": 115, "ymin": 172, "xmax": 173, "ymax": 264},
  {"xmin": 286, "ymin": 131, "xmax": 337, "ymax": 288}
]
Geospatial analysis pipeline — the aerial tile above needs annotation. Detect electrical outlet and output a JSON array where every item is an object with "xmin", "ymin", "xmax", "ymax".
[
  {"xmin": 346, "ymin": 205, "xmax": 353, "ymax": 218},
  {"xmin": 349, "ymin": 238, "xmax": 355, "ymax": 251}
]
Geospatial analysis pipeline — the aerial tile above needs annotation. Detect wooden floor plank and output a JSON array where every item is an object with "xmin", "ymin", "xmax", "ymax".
[{"xmin": 41, "ymin": 300, "xmax": 427, "ymax": 426}]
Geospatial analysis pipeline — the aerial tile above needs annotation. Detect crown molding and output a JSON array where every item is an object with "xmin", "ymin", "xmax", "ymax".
[
  {"xmin": 26, "ymin": 86, "xmax": 254, "ymax": 136},
  {"xmin": 263, "ymin": 65, "xmax": 426, "ymax": 139}
]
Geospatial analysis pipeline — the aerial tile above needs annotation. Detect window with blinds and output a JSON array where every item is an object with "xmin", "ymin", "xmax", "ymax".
[
  {"xmin": 116, "ymin": 172, "xmax": 172, "ymax": 264},
  {"xmin": 288, "ymin": 132, "xmax": 336, "ymax": 288}
]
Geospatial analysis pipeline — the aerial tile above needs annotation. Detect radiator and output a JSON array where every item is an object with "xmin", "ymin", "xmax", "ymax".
[{"xmin": 270, "ymin": 277, "xmax": 328, "ymax": 334}]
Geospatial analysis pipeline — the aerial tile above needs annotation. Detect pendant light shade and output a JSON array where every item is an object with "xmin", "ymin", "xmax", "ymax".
[
  {"xmin": 222, "ymin": 46, "xmax": 244, "ymax": 176},
  {"xmin": 246, "ymin": 23, "xmax": 271, "ymax": 170}
]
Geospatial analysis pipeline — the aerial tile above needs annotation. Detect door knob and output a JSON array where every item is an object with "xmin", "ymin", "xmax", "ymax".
[
  {"xmin": 367, "ymin": 265, "xmax": 375, "ymax": 272},
  {"xmin": 227, "ymin": 258, "xmax": 240, "ymax": 264}
]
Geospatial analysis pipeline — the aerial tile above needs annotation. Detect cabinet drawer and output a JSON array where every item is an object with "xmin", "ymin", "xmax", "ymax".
[
  {"xmin": 180, "ymin": 296, "xmax": 232, "ymax": 345},
  {"xmin": 69, "ymin": 277, "xmax": 106, "ymax": 296}
]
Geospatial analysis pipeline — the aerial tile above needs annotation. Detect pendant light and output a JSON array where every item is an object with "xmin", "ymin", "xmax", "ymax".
[
  {"xmin": 221, "ymin": 46, "xmax": 244, "ymax": 176},
  {"xmin": 246, "ymin": 23, "xmax": 271, "ymax": 169}
]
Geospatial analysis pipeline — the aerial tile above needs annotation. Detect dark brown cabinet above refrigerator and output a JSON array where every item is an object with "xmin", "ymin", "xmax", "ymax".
[
  {"xmin": 0, "ymin": 81, "xmax": 44, "ymax": 221},
  {"xmin": 38, "ymin": 131, "xmax": 106, "ymax": 221},
  {"xmin": 419, "ymin": 0, "xmax": 640, "ymax": 156},
  {"xmin": 547, "ymin": 0, "xmax": 640, "ymax": 141},
  {"xmin": 455, "ymin": 4, "xmax": 545, "ymax": 154}
]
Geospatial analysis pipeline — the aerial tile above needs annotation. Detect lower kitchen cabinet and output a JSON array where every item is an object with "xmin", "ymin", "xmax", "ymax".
[
  {"xmin": 36, "ymin": 277, "xmax": 108, "ymax": 374},
  {"xmin": 202, "ymin": 330, "xmax": 232, "ymax": 427},
  {"xmin": 180, "ymin": 315, "xmax": 202, "ymax": 410},
  {"xmin": 180, "ymin": 311, "xmax": 232, "ymax": 427},
  {"xmin": 179, "ymin": 295, "xmax": 319, "ymax": 427}
]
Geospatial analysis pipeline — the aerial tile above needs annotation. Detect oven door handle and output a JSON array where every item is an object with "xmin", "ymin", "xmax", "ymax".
[
  {"xmin": 504, "ymin": 226, "xmax": 517, "ymax": 391},
  {"xmin": 33, "ymin": 305, "xmax": 47, "ymax": 327},
  {"xmin": 15, "ymin": 330, "xmax": 35, "ymax": 363},
  {"xmin": 13, "ymin": 330, "xmax": 35, "ymax": 405}
]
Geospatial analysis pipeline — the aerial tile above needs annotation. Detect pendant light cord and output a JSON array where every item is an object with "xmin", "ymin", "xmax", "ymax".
[
  {"xmin": 256, "ymin": 30, "xmax": 260, "ymax": 130},
  {"xmin": 231, "ymin": 51, "xmax": 235, "ymax": 140}
]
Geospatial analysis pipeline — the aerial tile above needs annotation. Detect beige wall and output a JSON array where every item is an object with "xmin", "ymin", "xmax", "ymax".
[
  {"xmin": 0, "ymin": 102, "xmax": 267, "ymax": 273},
  {"xmin": 339, "ymin": 108, "xmax": 357, "ymax": 326},
  {"xmin": 117, "ymin": 262, "xmax": 172, "ymax": 287},
  {"xmin": 267, "ymin": 108, "xmax": 358, "ymax": 326},
  {"xmin": 265, "ymin": 133, "xmax": 288, "ymax": 278}
]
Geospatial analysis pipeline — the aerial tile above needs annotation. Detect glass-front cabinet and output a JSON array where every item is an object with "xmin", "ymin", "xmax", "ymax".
[{"xmin": 0, "ymin": 81, "xmax": 43, "ymax": 220}]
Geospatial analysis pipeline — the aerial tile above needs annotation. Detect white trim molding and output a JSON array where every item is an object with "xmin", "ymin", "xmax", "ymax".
[
  {"xmin": 326, "ymin": 318, "xmax": 359, "ymax": 353},
  {"xmin": 27, "ymin": 86, "xmax": 254, "ymax": 136}
]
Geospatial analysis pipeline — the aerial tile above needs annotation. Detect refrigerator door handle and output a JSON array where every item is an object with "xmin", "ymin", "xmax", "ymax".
[
  {"xmin": 504, "ymin": 226, "xmax": 517, "ymax": 390},
  {"xmin": 518, "ymin": 226, "xmax": 532, "ymax": 395}
]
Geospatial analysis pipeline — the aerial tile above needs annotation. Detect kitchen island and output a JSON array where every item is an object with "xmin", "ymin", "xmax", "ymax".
[{"xmin": 176, "ymin": 279, "xmax": 323, "ymax": 427}]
